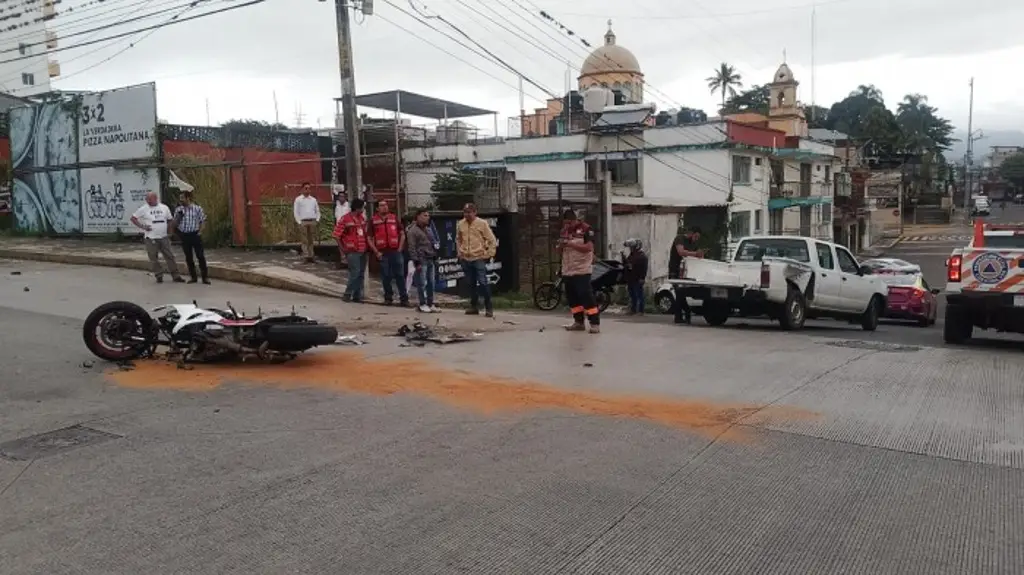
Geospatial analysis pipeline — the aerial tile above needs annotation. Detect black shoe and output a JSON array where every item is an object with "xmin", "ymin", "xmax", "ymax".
[
  {"xmin": 399, "ymin": 300, "xmax": 410, "ymax": 308},
  {"xmin": 155, "ymin": 276, "xmax": 164, "ymax": 284},
  {"xmin": 202, "ymin": 279, "xmax": 211, "ymax": 285},
  {"xmin": 172, "ymin": 277, "xmax": 186, "ymax": 284},
  {"xmin": 383, "ymin": 300, "xmax": 394, "ymax": 306},
  {"xmin": 465, "ymin": 308, "xmax": 480, "ymax": 315},
  {"xmin": 485, "ymin": 310, "xmax": 494, "ymax": 318},
  {"xmin": 187, "ymin": 279, "xmax": 198, "ymax": 284},
  {"xmin": 342, "ymin": 294, "xmax": 352, "ymax": 302}
]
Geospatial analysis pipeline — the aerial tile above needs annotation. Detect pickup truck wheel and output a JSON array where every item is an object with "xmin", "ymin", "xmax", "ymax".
[
  {"xmin": 860, "ymin": 296, "xmax": 882, "ymax": 331},
  {"xmin": 702, "ymin": 302, "xmax": 730, "ymax": 326},
  {"xmin": 778, "ymin": 287, "xmax": 806, "ymax": 330},
  {"xmin": 943, "ymin": 304, "xmax": 973, "ymax": 344}
]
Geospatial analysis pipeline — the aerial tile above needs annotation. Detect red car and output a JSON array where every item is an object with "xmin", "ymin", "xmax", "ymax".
[{"xmin": 877, "ymin": 272, "xmax": 939, "ymax": 327}]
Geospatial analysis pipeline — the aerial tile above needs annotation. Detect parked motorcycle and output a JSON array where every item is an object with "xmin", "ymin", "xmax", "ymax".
[
  {"xmin": 82, "ymin": 301, "xmax": 338, "ymax": 363},
  {"xmin": 532, "ymin": 259, "xmax": 624, "ymax": 312}
]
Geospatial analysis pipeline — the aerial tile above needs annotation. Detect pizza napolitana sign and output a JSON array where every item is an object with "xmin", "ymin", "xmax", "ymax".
[{"xmin": 77, "ymin": 83, "xmax": 160, "ymax": 234}]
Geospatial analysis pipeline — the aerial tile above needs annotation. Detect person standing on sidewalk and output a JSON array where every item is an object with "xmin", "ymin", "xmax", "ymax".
[
  {"xmin": 334, "ymin": 198, "xmax": 368, "ymax": 302},
  {"xmin": 407, "ymin": 208, "xmax": 441, "ymax": 313},
  {"xmin": 293, "ymin": 182, "xmax": 320, "ymax": 263},
  {"xmin": 368, "ymin": 200, "xmax": 409, "ymax": 307},
  {"xmin": 173, "ymin": 191, "xmax": 210, "ymax": 285},
  {"xmin": 130, "ymin": 192, "xmax": 185, "ymax": 284},
  {"xmin": 622, "ymin": 238, "xmax": 648, "ymax": 315},
  {"xmin": 669, "ymin": 226, "xmax": 704, "ymax": 324},
  {"xmin": 559, "ymin": 209, "xmax": 600, "ymax": 333},
  {"xmin": 456, "ymin": 203, "xmax": 497, "ymax": 317}
]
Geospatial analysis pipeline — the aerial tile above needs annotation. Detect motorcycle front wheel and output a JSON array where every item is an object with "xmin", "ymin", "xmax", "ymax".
[
  {"xmin": 595, "ymin": 288, "xmax": 613, "ymax": 313},
  {"xmin": 533, "ymin": 282, "xmax": 562, "ymax": 311},
  {"xmin": 82, "ymin": 301, "xmax": 156, "ymax": 361}
]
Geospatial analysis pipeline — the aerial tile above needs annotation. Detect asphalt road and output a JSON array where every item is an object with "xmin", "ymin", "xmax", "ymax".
[{"xmin": 2, "ymin": 260, "xmax": 1023, "ymax": 574}]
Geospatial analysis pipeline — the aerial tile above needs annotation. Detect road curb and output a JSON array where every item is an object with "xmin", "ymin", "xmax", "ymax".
[{"xmin": 0, "ymin": 247, "xmax": 473, "ymax": 310}]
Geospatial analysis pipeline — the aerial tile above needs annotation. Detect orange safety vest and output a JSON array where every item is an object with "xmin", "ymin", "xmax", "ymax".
[
  {"xmin": 334, "ymin": 212, "xmax": 367, "ymax": 252},
  {"xmin": 371, "ymin": 212, "xmax": 401, "ymax": 251}
]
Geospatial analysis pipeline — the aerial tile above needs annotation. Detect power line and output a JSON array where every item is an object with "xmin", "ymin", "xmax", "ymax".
[
  {"xmin": 551, "ymin": 0, "xmax": 855, "ymax": 21},
  {"xmin": 1, "ymin": 0, "xmax": 195, "ymax": 46},
  {"xmin": 48, "ymin": 0, "xmax": 204, "ymax": 83},
  {"xmin": 0, "ymin": 0, "xmax": 265, "ymax": 65}
]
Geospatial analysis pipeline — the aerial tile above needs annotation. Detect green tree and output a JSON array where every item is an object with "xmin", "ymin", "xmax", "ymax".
[
  {"xmin": 430, "ymin": 168, "xmax": 479, "ymax": 211},
  {"xmin": 802, "ymin": 104, "xmax": 830, "ymax": 129},
  {"xmin": 706, "ymin": 63, "xmax": 743, "ymax": 112},
  {"xmin": 999, "ymin": 153, "xmax": 1024, "ymax": 192},
  {"xmin": 221, "ymin": 119, "xmax": 289, "ymax": 131},
  {"xmin": 721, "ymin": 85, "xmax": 769, "ymax": 116}
]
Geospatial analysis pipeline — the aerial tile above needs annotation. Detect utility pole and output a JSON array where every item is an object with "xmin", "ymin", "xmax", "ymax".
[
  {"xmin": 963, "ymin": 77, "xmax": 974, "ymax": 211},
  {"xmin": 335, "ymin": 0, "xmax": 363, "ymax": 200}
]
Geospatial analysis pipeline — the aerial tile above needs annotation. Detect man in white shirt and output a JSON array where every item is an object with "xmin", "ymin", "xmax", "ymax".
[
  {"xmin": 293, "ymin": 182, "xmax": 321, "ymax": 263},
  {"xmin": 130, "ymin": 192, "xmax": 185, "ymax": 284}
]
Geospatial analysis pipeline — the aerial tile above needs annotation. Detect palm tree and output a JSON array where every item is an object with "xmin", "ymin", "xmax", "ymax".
[
  {"xmin": 850, "ymin": 84, "xmax": 884, "ymax": 103},
  {"xmin": 707, "ymin": 63, "xmax": 743, "ymax": 112}
]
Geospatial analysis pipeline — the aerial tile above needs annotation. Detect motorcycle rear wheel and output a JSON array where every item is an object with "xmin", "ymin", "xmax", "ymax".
[
  {"xmin": 263, "ymin": 323, "xmax": 339, "ymax": 352},
  {"xmin": 82, "ymin": 301, "xmax": 155, "ymax": 361}
]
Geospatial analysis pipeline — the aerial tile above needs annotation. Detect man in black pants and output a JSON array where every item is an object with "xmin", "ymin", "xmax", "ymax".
[
  {"xmin": 668, "ymin": 226, "xmax": 703, "ymax": 324},
  {"xmin": 559, "ymin": 209, "xmax": 601, "ymax": 334},
  {"xmin": 173, "ymin": 191, "xmax": 210, "ymax": 284}
]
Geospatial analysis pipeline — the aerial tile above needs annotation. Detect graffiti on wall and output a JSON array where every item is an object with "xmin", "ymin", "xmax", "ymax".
[{"xmin": 9, "ymin": 102, "xmax": 81, "ymax": 233}]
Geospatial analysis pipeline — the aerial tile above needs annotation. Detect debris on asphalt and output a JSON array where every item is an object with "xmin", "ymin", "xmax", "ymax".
[
  {"xmin": 334, "ymin": 334, "xmax": 367, "ymax": 346},
  {"xmin": 116, "ymin": 360, "xmax": 135, "ymax": 371},
  {"xmin": 396, "ymin": 321, "xmax": 481, "ymax": 345},
  {"xmin": 502, "ymin": 320, "xmax": 517, "ymax": 325},
  {"xmin": 23, "ymin": 286, "xmax": 29, "ymax": 292},
  {"xmin": 81, "ymin": 360, "xmax": 94, "ymax": 369},
  {"xmin": 583, "ymin": 362, "xmax": 594, "ymax": 367},
  {"xmin": 10, "ymin": 270, "xmax": 21, "ymax": 275}
]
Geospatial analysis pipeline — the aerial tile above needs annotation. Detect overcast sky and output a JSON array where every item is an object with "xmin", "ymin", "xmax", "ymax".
[{"xmin": 32, "ymin": 0, "xmax": 1024, "ymax": 136}]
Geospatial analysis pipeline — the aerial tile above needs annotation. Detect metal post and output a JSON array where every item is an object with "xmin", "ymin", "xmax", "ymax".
[
  {"xmin": 336, "ymin": 0, "xmax": 362, "ymax": 200},
  {"xmin": 394, "ymin": 91, "xmax": 402, "ymax": 213},
  {"xmin": 963, "ymin": 77, "xmax": 974, "ymax": 211}
]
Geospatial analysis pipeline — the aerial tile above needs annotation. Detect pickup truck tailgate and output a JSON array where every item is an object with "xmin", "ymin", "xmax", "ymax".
[
  {"xmin": 682, "ymin": 258, "xmax": 761, "ymax": 287},
  {"xmin": 959, "ymin": 249, "xmax": 1024, "ymax": 293}
]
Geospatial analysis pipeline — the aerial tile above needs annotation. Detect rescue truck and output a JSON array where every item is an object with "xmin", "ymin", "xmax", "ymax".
[{"xmin": 943, "ymin": 220, "xmax": 1024, "ymax": 343}]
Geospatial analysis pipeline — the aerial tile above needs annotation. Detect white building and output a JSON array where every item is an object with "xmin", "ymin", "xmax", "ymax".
[{"xmin": 0, "ymin": 1, "xmax": 61, "ymax": 96}]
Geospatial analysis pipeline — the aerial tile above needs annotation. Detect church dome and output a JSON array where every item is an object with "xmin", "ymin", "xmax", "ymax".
[{"xmin": 579, "ymin": 22, "xmax": 642, "ymax": 77}]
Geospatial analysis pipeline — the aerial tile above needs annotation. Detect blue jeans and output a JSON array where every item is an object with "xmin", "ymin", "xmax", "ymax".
[
  {"xmin": 413, "ymin": 260, "xmax": 436, "ymax": 306},
  {"xmin": 379, "ymin": 250, "xmax": 408, "ymax": 303},
  {"xmin": 461, "ymin": 259, "xmax": 492, "ymax": 311},
  {"xmin": 627, "ymin": 281, "xmax": 645, "ymax": 313},
  {"xmin": 345, "ymin": 251, "xmax": 366, "ymax": 300}
]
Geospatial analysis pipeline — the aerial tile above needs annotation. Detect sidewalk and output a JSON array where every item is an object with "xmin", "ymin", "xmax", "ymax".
[{"xmin": 0, "ymin": 237, "xmax": 465, "ymax": 307}]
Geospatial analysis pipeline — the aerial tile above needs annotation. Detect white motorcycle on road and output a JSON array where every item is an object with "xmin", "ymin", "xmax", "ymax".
[{"xmin": 82, "ymin": 300, "xmax": 338, "ymax": 363}]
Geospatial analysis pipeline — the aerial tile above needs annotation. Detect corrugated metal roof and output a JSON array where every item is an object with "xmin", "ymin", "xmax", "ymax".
[{"xmin": 808, "ymin": 128, "xmax": 849, "ymax": 142}]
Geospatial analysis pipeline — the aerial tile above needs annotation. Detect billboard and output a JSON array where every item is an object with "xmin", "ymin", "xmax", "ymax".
[
  {"xmin": 9, "ymin": 101, "xmax": 81, "ymax": 233},
  {"xmin": 78, "ymin": 83, "xmax": 158, "ymax": 234},
  {"xmin": 8, "ymin": 82, "xmax": 159, "ymax": 235}
]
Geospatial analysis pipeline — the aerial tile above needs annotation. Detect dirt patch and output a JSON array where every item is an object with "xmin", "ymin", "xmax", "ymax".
[{"xmin": 105, "ymin": 351, "xmax": 816, "ymax": 436}]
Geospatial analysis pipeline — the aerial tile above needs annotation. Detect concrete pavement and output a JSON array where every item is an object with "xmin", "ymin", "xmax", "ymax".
[
  {"xmin": 2, "ymin": 261, "xmax": 1023, "ymax": 573},
  {"xmin": 0, "ymin": 237, "xmax": 464, "ymax": 306}
]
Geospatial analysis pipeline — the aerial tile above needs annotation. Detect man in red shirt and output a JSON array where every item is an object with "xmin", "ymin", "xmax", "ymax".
[
  {"xmin": 333, "ymin": 198, "xmax": 368, "ymax": 303},
  {"xmin": 368, "ymin": 200, "xmax": 409, "ymax": 307}
]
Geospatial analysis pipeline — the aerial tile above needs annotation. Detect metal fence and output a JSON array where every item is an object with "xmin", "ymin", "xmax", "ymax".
[{"xmin": 516, "ymin": 180, "xmax": 604, "ymax": 293}]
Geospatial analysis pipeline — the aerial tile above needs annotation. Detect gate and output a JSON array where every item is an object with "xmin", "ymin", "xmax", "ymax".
[{"xmin": 516, "ymin": 180, "xmax": 604, "ymax": 294}]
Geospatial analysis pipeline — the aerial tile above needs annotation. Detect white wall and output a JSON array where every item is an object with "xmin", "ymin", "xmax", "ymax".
[
  {"xmin": 642, "ymin": 149, "xmax": 731, "ymax": 206},
  {"xmin": 508, "ymin": 160, "xmax": 585, "ymax": 182},
  {"xmin": 609, "ymin": 212, "xmax": 681, "ymax": 285},
  {"xmin": 0, "ymin": 19, "xmax": 52, "ymax": 96}
]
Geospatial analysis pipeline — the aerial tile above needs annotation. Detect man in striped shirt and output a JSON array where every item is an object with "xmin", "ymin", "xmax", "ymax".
[{"xmin": 173, "ymin": 191, "xmax": 210, "ymax": 284}]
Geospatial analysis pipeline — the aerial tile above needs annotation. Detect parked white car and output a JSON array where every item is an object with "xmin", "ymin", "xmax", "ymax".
[
  {"xmin": 668, "ymin": 236, "xmax": 888, "ymax": 330},
  {"xmin": 653, "ymin": 281, "xmax": 697, "ymax": 314}
]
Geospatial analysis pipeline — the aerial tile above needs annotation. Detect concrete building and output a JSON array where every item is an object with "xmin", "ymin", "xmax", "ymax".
[
  {"xmin": 0, "ymin": 1, "xmax": 61, "ymax": 96},
  {"xmin": 988, "ymin": 146, "xmax": 1023, "ymax": 170}
]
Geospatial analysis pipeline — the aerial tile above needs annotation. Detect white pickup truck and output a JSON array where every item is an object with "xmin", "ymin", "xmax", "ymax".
[
  {"xmin": 943, "ymin": 221, "xmax": 1024, "ymax": 343},
  {"xmin": 669, "ymin": 236, "xmax": 888, "ymax": 330}
]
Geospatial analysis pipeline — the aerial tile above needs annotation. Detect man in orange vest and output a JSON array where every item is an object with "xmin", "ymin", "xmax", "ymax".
[
  {"xmin": 333, "ymin": 197, "xmax": 368, "ymax": 303},
  {"xmin": 368, "ymin": 199, "xmax": 409, "ymax": 306}
]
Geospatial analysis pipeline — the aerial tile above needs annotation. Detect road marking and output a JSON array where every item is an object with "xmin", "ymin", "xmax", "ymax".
[{"xmin": 901, "ymin": 234, "xmax": 971, "ymax": 243}]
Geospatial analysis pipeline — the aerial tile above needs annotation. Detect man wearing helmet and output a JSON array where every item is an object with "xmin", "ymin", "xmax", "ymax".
[{"xmin": 622, "ymin": 238, "xmax": 649, "ymax": 315}]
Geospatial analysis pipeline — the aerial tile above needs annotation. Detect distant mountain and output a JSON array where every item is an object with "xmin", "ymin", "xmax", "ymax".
[{"xmin": 948, "ymin": 129, "xmax": 1024, "ymax": 163}]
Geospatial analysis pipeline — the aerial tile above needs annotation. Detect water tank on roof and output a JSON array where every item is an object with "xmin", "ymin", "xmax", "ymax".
[
  {"xmin": 583, "ymin": 85, "xmax": 613, "ymax": 114},
  {"xmin": 563, "ymin": 90, "xmax": 583, "ymax": 113},
  {"xmin": 436, "ymin": 120, "xmax": 473, "ymax": 144},
  {"xmin": 655, "ymin": 111, "xmax": 672, "ymax": 126}
]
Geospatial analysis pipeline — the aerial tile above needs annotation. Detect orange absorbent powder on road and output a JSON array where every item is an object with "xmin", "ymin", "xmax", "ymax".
[{"xmin": 105, "ymin": 351, "xmax": 816, "ymax": 436}]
